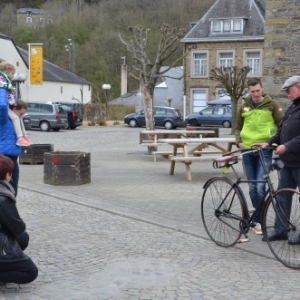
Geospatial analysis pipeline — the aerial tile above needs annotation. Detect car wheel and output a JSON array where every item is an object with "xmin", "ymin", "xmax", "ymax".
[
  {"xmin": 40, "ymin": 121, "xmax": 51, "ymax": 132},
  {"xmin": 129, "ymin": 119, "xmax": 138, "ymax": 127},
  {"xmin": 164, "ymin": 121, "xmax": 173, "ymax": 129},
  {"xmin": 53, "ymin": 128, "xmax": 60, "ymax": 132},
  {"xmin": 70, "ymin": 125, "xmax": 77, "ymax": 129},
  {"xmin": 223, "ymin": 120, "xmax": 231, "ymax": 128},
  {"xmin": 189, "ymin": 119, "xmax": 198, "ymax": 126}
]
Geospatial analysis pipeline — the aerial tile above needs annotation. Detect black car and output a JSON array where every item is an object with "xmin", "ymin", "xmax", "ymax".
[
  {"xmin": 22, "ymin": 113, "xmax": 31, "ymax": 130},
  {"xmin": 53, "ymin": 102, "xmax": 83, "ymax": 129},
  {"xmin": 124, "ymin": 106, "xmax": 185, "ymax": 129}
]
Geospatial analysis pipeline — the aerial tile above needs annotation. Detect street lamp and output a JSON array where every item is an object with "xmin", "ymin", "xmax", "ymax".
[
  {"xmin": 65, "ymin": 38, "xmax": 76, "ymax": 74},
  {"xmin": 12, "ymin": 73, "xmax": 27, "ymax": 99},
  {"xmin": 102, "ymin": 84, "xmax": 111, "ymax": 120}
]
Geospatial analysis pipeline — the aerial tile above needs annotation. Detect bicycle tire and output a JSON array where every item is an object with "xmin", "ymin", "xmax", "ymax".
[
  {"xmin": 201, "ymin": 177, "xmax": 246, "ymax": 247},
  {"xmin": 262, "ymin": 188, "xmax": 300, "ymax": 269}
]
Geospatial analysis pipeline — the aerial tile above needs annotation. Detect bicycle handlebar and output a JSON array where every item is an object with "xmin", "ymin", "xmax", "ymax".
[{"xmin": 222, "ymin": 143, "xmax": 278, "ymax": 157}]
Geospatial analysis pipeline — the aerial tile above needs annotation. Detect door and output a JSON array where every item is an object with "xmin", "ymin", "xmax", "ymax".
[{"xmin": 26, "ymin": 103, "xmax": 40, "ymax": 127}]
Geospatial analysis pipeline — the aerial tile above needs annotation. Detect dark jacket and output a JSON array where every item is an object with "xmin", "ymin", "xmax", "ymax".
[
  {"xmin": 0, "ymin": 88, "xmax": 22, "ymax": 157},
  {"xmin": 268, "ymin": 97, "xmax": 300, "ymax": 167},
  {"xmin": 0, "ymin": 180, "xmax": 27, "ymax": 262}
]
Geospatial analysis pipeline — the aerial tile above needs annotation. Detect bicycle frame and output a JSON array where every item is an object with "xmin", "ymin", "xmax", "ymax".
[{"xmin": 212, "ymin": 147, "xmax": 287, "ymax": 235}]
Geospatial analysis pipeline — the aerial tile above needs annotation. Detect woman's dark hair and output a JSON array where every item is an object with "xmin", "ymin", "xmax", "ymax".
[
  {"xmin": 9, "ymin": 99, "xmax": 27, "ymax": 111},
  {"xmin": 0, "ymin": 155, "xmax": 14, "ymax": 180}
]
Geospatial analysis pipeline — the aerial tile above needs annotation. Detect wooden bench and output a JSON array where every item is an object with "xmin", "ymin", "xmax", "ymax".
[
  {"xmin": 169, "ymin": 156, "xmax": 218, "ymax": 180},
  {"xmin": 152, "ymin": 150, "xmax": 183, "ymax": 161}
]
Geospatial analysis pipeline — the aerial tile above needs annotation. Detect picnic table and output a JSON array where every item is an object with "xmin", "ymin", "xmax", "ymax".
[
  {"xmin": 140, "ymin": 129, "xmax": 216, "ymax": 160},
  {"xmin": 157, "ymin": 137, "xmax": 236, "ymax": 180}
]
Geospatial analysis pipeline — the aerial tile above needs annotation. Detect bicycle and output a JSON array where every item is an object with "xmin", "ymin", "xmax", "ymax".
[{"xmin": 201, "ymin": 146, "xmax": 300, "ymax": 269}]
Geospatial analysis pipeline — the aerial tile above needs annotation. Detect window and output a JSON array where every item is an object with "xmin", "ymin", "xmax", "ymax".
[
  {"xmin": 192, "ymin": 52, "xmax": 208, "ymax": 77},
  {"xmin": 48, "ymin": 19, "xmax": 53, "ymax": 24},
  {"xmin": 154, "ymin": 108, "xmax": 165, "ymax": 116},
  {"xmin": 191, "ymin": 89, "xmax": 207, "ymax": 113},
  {"xmin": 218, "ymin": 52, "xmax": 234, "ymax": 67},
  {"xmin": 40, "ymin": 104, "xmax": 53, "ymax": 113},
  {"xmin": 223, "ymin": 20, "xmax": 231, "ymax": 32},
  {"xmin": 212, "ymin": 20, "xmax": 221, "ymax": 32},
  {"xmin": 26, "ymin": 17, "xmax": 32, "ymax": 23},
  {"xmin": 201, "ymin": 107, "xmax": 213, "ymax": 115},
  {"xmin": 211, "ymin": 19, "xmax": 243, "ymax": 34},
  {"xmin": 244, "ymin": 50, "xmax": 262, "ymax": 76},
  {"xmin": 233, "ymin": 20, "xmax": 242, "ymax": 32}
]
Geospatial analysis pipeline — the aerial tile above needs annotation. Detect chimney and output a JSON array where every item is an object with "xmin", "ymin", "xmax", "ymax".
[{"xmin": 120, "ymin": 57, "xmax": 127, "ymax": 96}]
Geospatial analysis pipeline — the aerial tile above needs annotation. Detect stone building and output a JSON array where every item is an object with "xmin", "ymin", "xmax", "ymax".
[
  {"xmin": 17, "ymin": 8, "xmax": 56, "ymax": 28},
  {"xmin": 181, "ymin": 0, "xmax": 265, "ymax": 114},
  {"xmin": 263, "ymin": 0, "xmax": 300, "ymax": 109}
]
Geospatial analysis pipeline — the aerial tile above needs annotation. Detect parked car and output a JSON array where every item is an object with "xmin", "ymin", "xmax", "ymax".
[
  {"xmin": 26, "ymin": 102, "xmax": 68, "ymax": 131},
  {"xmin": 185, "ymin": 106, "xmax": 232, "ymax": 128},
  {"xmin": 22, "ymin": 113, "xmax": 31, "ymax": 130},
  {"xmin": 52, "ymin": 101, "xmax": 83, "ymax": 129},
  {"xmin": 124, "ymin": 106, "xmax": 185, "ymax": 129}
]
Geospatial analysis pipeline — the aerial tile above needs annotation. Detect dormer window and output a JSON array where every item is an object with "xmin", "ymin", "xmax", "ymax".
[{"xmin": 211, "ymin": 19, "xmax": 244, "ymax": 34}]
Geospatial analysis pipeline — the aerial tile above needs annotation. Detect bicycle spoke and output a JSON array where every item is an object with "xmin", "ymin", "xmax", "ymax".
[
  {"xmin": 263, "ymin": 188, "xmax": 300, "ymax": 269},
  {"xmin": 201, "ymin": 177, "xmax": 245, "ymax": 247}
]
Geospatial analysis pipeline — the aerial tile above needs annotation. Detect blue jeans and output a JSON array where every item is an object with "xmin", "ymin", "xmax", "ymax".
[
  {"xmin": 243, "ymin": 149, "xmax": 272, "ymax": 224},
  {"xmin": 274, "ymin": 166, "xmax": 300, "ymax": 233}
]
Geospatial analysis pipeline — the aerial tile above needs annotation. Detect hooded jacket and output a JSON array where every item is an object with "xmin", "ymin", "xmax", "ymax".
[
  {"xmin": 268, "ymin": 97, "xmax": 300, "ymax": 167},
  {"xmin": 0, "ymin": 180, "xmax": 27, "ymax": 262},
  {"xmin": 235, "ymin": 93, "xmax": 283, "ymax": 148},
  {"xmin": 0, "ymin": 88, "xmax": 22, "ymax": 157}
]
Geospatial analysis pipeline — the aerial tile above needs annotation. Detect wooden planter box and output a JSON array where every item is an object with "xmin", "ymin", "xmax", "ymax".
[
  {"xmin": 19, "ymin": 144, "xmax": 54, "ymax": 165},
  {"xmin": 44, "ymin": 151, "xmax": 91, "ymax": 186}
]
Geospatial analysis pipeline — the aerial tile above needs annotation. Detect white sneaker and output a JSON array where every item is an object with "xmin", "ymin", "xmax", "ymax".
[{"xmin": 251, "ymin": 223, "xmax": 262, "ymax": 235}]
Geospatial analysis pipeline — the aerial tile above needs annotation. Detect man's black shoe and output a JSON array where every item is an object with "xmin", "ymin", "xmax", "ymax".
[
  {"xmin": 262, "ymin": 231, "xmax": 288, "ymax": 242},
  {"xmin": 288, "ymin": 235, "xmax": 300, "ymax": 245}
]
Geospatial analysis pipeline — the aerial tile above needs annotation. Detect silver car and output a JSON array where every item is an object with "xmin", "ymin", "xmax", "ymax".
[{"xmin": 26, "ymin": 102, "xmax": 68, "ymax": 131}]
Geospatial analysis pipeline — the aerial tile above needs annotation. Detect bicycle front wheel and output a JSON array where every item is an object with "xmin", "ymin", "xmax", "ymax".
[
  {"xmin": 201, "ymin": 177, "xmax": 246, "ymax": 247},
  {"xmin": 263, "ymin": 188, "xmax": 300, "ymax": 269}
]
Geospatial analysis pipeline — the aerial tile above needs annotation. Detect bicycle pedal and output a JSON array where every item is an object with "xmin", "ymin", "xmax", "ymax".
[{"xmin": 238, "ymin": 237, "xmax": 250, "ymax": 243}]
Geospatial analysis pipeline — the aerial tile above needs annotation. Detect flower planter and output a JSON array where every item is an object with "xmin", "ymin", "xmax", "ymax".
[
  {"xmin": 19, "ymin": 144, "xmax": 54, "ymax": 165},
  {"xmin": 44, "ymin": 151, "xmax": 91, "ymax": 186}
]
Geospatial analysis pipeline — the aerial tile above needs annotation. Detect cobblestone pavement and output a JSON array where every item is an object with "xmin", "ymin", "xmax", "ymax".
[{"xmin": 1, "ymin": 126, "xmax": 299, "ymax": 299}]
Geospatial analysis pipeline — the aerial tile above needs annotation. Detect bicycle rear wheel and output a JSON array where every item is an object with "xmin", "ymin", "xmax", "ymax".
[
  {"xmin": 263, "ymin": 188, "xmax": 300, "ymax": 269},
  {"xmin": 201, "ymin": 177, "xmax": 246, "ymax": 247}
]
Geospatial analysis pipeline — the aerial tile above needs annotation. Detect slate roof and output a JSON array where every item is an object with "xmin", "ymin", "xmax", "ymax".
[
  {"xmin": 0, "ymin": 33, "xmax": 90, "ymax": 85},
  {"xmin": 109, "ymin": 66, "xmax": 183, "ymax": 109},
  {"xmin": 182, "ymin": 0, "xmax": 265, "ymax": 42},
  {"xmin": 18, "ymin": 47, "xmax": 90, "ymax": 85}
]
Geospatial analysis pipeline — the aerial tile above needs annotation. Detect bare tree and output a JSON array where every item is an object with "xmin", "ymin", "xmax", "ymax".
[
  {"xmin": 119, "ymin": 24, "xmax": 186, "ymax": 131},
  {"xmin": 210, "ymin": 66, "xmax": 251, "ymax": 134}
]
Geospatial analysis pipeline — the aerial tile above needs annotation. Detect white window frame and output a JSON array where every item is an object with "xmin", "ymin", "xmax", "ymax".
[
  {"xmin": 191, "ymin": 50, "xmax": 209, "ymax": 78},
  {"xmin": 233, "ymin": 20, "xmax": 242, "ymax": 32},
  {"xmin": 26, "ymin": 17, "xmax": 32, "ymax": 23},
  {"xmin": 211, "ymin": 19, "xmax": 243, "ymax": 34},
  {"xmin": 217, "ymin": 50, "xmax": 235, "ymax": 68},
  {"xmin": 190, "ymin": 88, "xmax": 208, "ymax": 113},
  {"xmin": 223, "ymin": 20, "xmax": 231, "ymax": 32},
  {"xmin": 243, "ymin": 49, "xmax": 262, "ymax": 77},
  {"xmin": 212, "ymin": 20, "xmax": 221, "ymax": 32}
]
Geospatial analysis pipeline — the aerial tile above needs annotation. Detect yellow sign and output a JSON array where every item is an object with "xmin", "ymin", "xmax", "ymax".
[{"xmin": 29, "ymin": 45, "xmax": 43, "ymax": 85}]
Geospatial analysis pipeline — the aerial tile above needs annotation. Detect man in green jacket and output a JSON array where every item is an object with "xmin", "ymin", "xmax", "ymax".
[{"xmin": 235, "ymin": 77, "xmax": 283, "ymax": 234}]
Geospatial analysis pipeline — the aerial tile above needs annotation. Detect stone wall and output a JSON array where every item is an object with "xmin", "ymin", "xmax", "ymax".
[{"xmin": 264, "ymin": 0, "xmax": 300, "ymax": 109}]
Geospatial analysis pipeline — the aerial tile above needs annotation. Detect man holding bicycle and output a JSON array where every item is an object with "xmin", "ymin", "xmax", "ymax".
[
  {"xmin": 235, "ymin": 78, "xmax": 283, "ymax": 235},
  {"xmin": 254, "ymin": 76, "xmax": 300, "ymax": 244}
]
